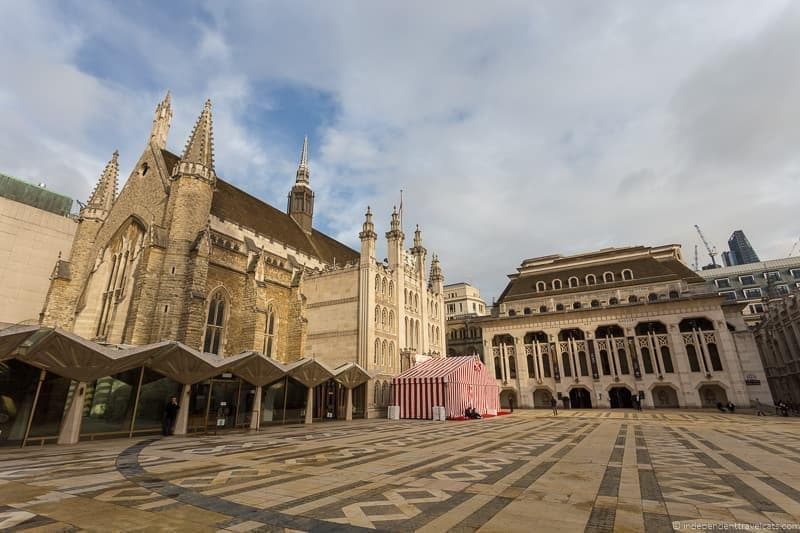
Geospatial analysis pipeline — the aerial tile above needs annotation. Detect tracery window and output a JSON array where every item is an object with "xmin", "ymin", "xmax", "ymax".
[
  {"xmin": 95, "ymin": 221, "xmax": 144, "ymax": 339},
  {"xmin": 203, "ymin": 289, "xmax": 228, "ymax": 354},
  {"xmin": 263, "ymin": 303, "xmax": 277, "ymax": 357}
]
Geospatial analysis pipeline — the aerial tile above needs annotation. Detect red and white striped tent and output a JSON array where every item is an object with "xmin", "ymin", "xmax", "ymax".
[{"xmin": 392, "ymin": 356, "xmax": 500, "ymax": 419}]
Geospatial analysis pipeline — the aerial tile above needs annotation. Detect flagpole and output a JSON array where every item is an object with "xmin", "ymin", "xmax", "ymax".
[{"xmin": 399, "ymin": 189, "xmax": 403, "ymax": 231}]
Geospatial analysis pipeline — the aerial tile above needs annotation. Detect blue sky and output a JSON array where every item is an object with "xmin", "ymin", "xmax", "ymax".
[{"xmin": 1, "ymin": 0, "xmax": 799, "ymax": 301}]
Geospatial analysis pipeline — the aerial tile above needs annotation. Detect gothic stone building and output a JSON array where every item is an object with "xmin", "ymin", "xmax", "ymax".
[
  {"xmin": 753, "ymin": 289, "xmax": 800, "ymax": 406},
  {"xmin": 478, "ymin": 245, "xmax": 772, "ymax": 410},
  {"xmin": 39, "ymin": 93, "xmax": 445, "ymax": 423}
]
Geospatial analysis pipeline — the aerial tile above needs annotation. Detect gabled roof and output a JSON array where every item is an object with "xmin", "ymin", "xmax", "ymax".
[{"xmin": 394, "ymin": 356, "xmax": 484, "ymax": 381}]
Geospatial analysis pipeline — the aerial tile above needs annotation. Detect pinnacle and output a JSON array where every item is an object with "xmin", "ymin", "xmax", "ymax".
[
  {"xmin": 86, "ymin": 150, "xmax": 119, "ymax": 212},
  {"xmin": 180, "ymin": 98, "xmax": 215, "ymax": 170},
  {"xmin": 295, "ymin": 136, "xmax": 310, "ymax": 184}
]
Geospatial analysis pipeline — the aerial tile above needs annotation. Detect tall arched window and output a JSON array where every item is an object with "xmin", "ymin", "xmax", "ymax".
[
  {"xmin": 381, "ymin": 308, "xmax": 387, "ymax": 328},
  {"xmin": 618, "ymin": 349, "xmax": 630, "ymax": 374},
  {"xmin": 561, "ymin": 353, "xmax": 572, "ymax": 377},
  {"xmin": 494, "ymin": 357, "xmax": 502, "ymax": 379},
  {"xmin": 686, "ymin": 344, "xmax": 701, "ymax": 372},
  {"xmin": 603, "ymin": 272, "xmax": 614, "ymax": 283},
  {"xmin": 389, "ymin": 342, "xmax": 395, "ymax": 367},
  {"xmin": 536, "ymin": 281, "xmax": 546, "ymax": 292},
  {"xmin": 374, "ymin": 381, "xmax": 381, "ymax": 405},
  {"xmin": 527, "ymin": 355, "xmax": 535, "ymax": 377},
  {"xmin": 568, "ymin": 277, "xmax": 579, "ymax": 288},
  {"xmin": 708, "ymin": 343, "xmax": 723, "ymax": 371},
  {"xmin": 203, "ymin": 289, "xmax": 228, "ymax": 354},
  {"xmin": 375, "ymin": 305, "xmax": 380, "ymax": 325},
  {"xmin": 578, "ymin": 351, "xmax": 589, "ymax": 376},
  {"xmin": 641, "ymin": 347, "xmax": 654, "ymax": 374},
  {"xmin": 600, "ymin": 350, "xmax": 611, "ymax": 375},
  {"xmin": 405, "ymin": 317, "xmax": 409, "ymax": 347},
  {"xmin": 382, "ymin": 340, "xmax": 388, "ymax": 366},
  {"xmin": 661, "ymin": 346, "xmax": 674, "ymax": 373},
  {"xmin": 263, "ymin": 303, "xmax": 277, "ymax": 357},
  {"xmin": 586, "ymin": 274, "xmax": 596, "ymax": 285},
  {"xmin": 542, "ymin": 354, "xmax": 552, "ymax": 377},
  {"xmin": 375, "ymin": 275, "xmax": 380, "ymax": 295},
  {"xmin": 388, "ymin": 281, "xmax": 394, "ymax": 298},
  {"xmin": 622, "ymin": 269, "xmax": 634, "ymax": 281},
  {"xmin": 508, "ymin": 356, "xmax": 517, "ymax": 379},
  {"xmin": 552, "ymin": 279, "xmax": 562, "ymax": 290},
  {"xmin": 388, "ymin": 310, "xmax": 394, "ymax": 331},
  {"xmin": 415, "ymin": 320, "xmax": 420, "ymax": 347},
  {"xmin": 382, "ymin": 277, "xmax": 387, "ymax": 296}
]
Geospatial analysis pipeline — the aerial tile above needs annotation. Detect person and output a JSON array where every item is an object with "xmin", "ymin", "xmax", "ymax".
[
  {"xmin": 635, "ymin": 396, "xmax": 642, "ymax": 411},
  {"xmin": 163, "ymin": 396, "xmax": 179, "ymax": 436},
  {"xmin": 780, "ymin": 401, "xmax": 789, "ymax": 417},
  {"xmin": 716, "ymin": 401, "xmax": 726, "ymax": 413},
  {"xmin": 508, "ymin": 396, "xmax": 514, "ymax": 413},
  {"xmin": 550, "ymin": 397, "xmax": 558, "ymax": 416},
  {"xmin": 726, "ymin": 401, "xmax": 735, "ymax": 413},
  {"xmin": 755, "ymin": 398, "xmax": 766, "ymax": 416}
]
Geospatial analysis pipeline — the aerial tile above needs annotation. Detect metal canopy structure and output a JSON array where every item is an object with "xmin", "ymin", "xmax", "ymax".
[{"xmin": 0, "ymin": 325, "xmax": 370, "ymax": 387}]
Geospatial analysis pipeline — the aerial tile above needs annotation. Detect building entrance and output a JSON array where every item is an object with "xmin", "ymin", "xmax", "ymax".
[
  {"xmin": 609, "ymin": 387, "xmax": 633, "ymax": 408},
  {"xmin": 569, "ymin": 387, "xmax": 592, "ymax": 408}
]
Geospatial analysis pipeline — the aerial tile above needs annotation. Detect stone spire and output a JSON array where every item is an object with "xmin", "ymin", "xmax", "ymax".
[
  {"xmin": 359, "ymin": 206, "xmax": 377, "ymax": 259},
  {"xmin": 149, "ymin": 90, "xmax": 172, "ymax": 149},
  {"xmin": 430, "ymin": 253, "xmax": 444, "ymax": 282},
  {"xmin": 82, "ymin": 150, "xmax": 119, "ymax": 220},
  {"xmin": 175, "ymin": 99, "xmax": 215, "ymax": 182},
  {"xmin": 413, "ymin": 225, "xmax": 423, "ymax": 248},
  {"xmin": 295, "ymin": 135, "xmax": 310, "ymax": 186},
  {"xmin": 389, "ymin": 207, "xmax": 401, "ymax": 233}
]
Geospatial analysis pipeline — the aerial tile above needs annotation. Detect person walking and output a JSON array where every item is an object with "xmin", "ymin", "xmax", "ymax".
[
  {"xmin": 755, "ymin": 399, "xmax": 766, "ymax": 416},
  {"xmin": 550, "ymin": 397, "xmax": 558, "ymax": 416},
  {"xmin": 163, "ymin": 396, "xmax": 180, "ymax": 436},
  {"xmin": 508, "ymin": 396, "xmax": 514, "ymax": 413}
]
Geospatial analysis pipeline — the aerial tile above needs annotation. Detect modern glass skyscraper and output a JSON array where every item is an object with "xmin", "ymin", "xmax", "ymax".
[{"xmin": 727, "ymin": 230, "xmax": 760, "ymax": 266}]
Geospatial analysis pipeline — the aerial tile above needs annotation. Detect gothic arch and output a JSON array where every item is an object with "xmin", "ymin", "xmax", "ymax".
[{"xmin": 203, "ymin": 286, "xmax": 231, "ymax": 355}]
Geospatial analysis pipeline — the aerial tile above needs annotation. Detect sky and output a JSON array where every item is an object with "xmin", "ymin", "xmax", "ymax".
[{"xmin": 1, "ymin": 1, "xmax": 799, "ymax": 302}]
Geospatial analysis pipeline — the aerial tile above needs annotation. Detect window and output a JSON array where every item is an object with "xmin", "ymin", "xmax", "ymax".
[
  {"xmin": 603, "ymin": 272, "xmax": 614, "ymax": 283},
  {"xmin": 628, "ymin": 295, "xmax": 638, "ymax": 303},
  {"xmin": 743, "ymin": 288, "xmax": 762, "ymax": 299},
  {"xmin": 618, "ymin": 350, "xmax": 630, "ymax": 374},
  {"xmin": 556, "ymin": 303, "xmax": 565, "ymax": 311},
  {"xmin": 791, "ymin": 269, "xmax": 800, "ymax": 280},
  {"xmin": 263, "ymin": 304, "xmax": 277, "ymax": 357},
  {"xmin": 524, "ymin": 307, "xmax": 531, "ymax": 315},
  {"xmin": 508, "ymin": 309, "xmax": 517, "ymax": 317},
  {"xmin": 527, "ymin": 355, "xmax": 535, "ymax": 378},
  {"xmin": 203, "ymin": 290, "xmax": 227, "ymax": 354},
  {"xmin": 749, "ymin": 303, "xmax": 765, "ymax": 313},
  {"xmin": 739, "ymin": 275, "xmax": 756, "ymax": 286},
  {"xmin": 536, "ymin": 281, "xmax": 546, "ymax": 292},
  {"xmin": 707, "ymin": 343, "xmax": 723, "ymax": 372},
  {"xmin": 719, "ymin": 291, "xmax": 737, "ymax": 301},
  {"xmin": 494, "ymin": 357, "xmax": 502, "ymax": 379},
  {"xmin": 609, "ymin": 297, "xmax": 619, "ymax": 305},
  {"xmin": 561, "ymin": 353, "xmax": 572, "ymax": 377},
  {"xmin": 599, "ymin": 350, "xmax": 611, "ymax": 375},
  {"xmin": 765, "ymin": 271, "xmax": 781, "ymax": 282},
  {"xmin": 648, "ymin": 293, "xmax": 658, "ymax": 302},
  {"xmin": 777, "ymin": 285, "xmax": 790, "ymax": 296},
  {"xmin": 586, "ymin": 274, "xmax": 597, "ymax": 285},
  {"xmin": 669, "ymin": 290, "xmax": 679, "ymax": 299},
  {"xmin": 641, "ymin": 347, "xmax": 654, "ymax": 374},
  {"xmin": 508, "ymin": 356, "xmax": 517, "ymax": 379},
  {"xmin": 568, "ymin": 277, "xmax": 579, "ymax": 288},
  {"xmin": 95, "ymin": 221, "xmax": 144, "ymax": 339},
  {"xmin": 539, "ymin": 305, "xmax": 548, "ymax": 313},
  {"xmin": 375, "ymin": 274, "xmax": 380, "ymax": 295},
  {"xmin": 388, "ymin": 281, "xmax": 394, "ymax": 298},
  {"xmin": 714, "ymin": 278, "xmax": 731, "ymax": 289},
  {"xmin": 591, "ymin": 300, "xmax": 600, "ymax": 308},
  {"xmin": 622, "ymin": 269, "xmax": 633, "ymax": 281},
  {"xmin": 661, "ymin": 346, "xmax": 674, "ymax": 373},
  {"xmin": 374, "ymin": 339, "xmax": 380, "ymax": 364},
  {"xmin": 552, "ymin": 279, "xmax": 562, "ymax": 290},
  {"xmin": 686, "ymin": 344, "xmax": 701, "ymax": 372},
  {"xmin": 578, "ymin": 351, "xmax": 589, "ymax": 376},
  {"xmin": 542, "ymin": 355, "xmax": 552, "ymax": 377},
  {"xmin": 572, "ymin": 302, "xmax": 581, "ymax": 309}
]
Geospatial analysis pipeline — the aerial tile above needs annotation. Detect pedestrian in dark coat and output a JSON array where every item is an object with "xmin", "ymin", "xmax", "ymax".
[{"xmin": 163, "ymin": 396, "xmax": 180, "ymax": 436}]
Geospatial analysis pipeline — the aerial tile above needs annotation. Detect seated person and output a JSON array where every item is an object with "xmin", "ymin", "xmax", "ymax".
[
  {"xmin": 716, "ymin": 402, "xmax": 726, "ymax": 412},
  {"xmin": 726, "ymin": 401, "xmax": 735, "ymax": 413}
]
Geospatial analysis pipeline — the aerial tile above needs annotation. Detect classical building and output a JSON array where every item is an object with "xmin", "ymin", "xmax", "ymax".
[
  {"xmin": 0, "ymin": 93, "xmax": 446, "ymax": 446},
  {"xmin": 753, "ymin": 289, "xmax": 800, "ymax": 405},
  {"xmin": 443, "ymin": 283, "xmax": 487, "ymax": 359},
  {"xmin": 697, "ymin": 256, "xmax": 800, "ymax": 326},
  {"xmin": 0, "ymin": 174, "xmax": 76, "ymax": 327},
  {"xmin": 476, "ymin": 245, "xmax": 772, "ymax": 410},
  {"xmin": 444, "ymin": 282, "xmax": 488, "ymax": 319}
]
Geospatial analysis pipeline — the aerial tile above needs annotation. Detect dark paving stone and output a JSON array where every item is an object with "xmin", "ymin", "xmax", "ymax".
[
  {"xmin": 642, "ymin": 512, "xmax": 673, "ymax": 533},
  {"xmin": 639, "ymin": 470, "xmax": 663, "ymax": 501},
  {"xmin": 584, "ymin": 505, "xmax": 615, "ymax": 533},
  {"xmin": 597, "ymin": 466, "xmax": 621, "ymax": 497},
  {"xmin": 719, "ymin": 474, "xmax": 783, "ymax": 512}
]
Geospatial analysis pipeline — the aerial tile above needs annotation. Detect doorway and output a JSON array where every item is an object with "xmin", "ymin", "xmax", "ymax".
[
  {"xmin": 609, "ymin": 386, "xmax": 633, "ymax": 408},
  {"xmin": 569, "ymin": 387, "xmax": 592, "ymax": 408}
]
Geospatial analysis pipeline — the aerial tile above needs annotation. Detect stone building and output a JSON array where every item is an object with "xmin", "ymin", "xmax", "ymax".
[
  {"xmin": 444, "ymin": 282, "xmax": 488, "ymax": 319},
  {"xmin": 476, "ymin": 245, "xmax": 772, "ymax": 410},
  {"xmin": 753, "ymin": 289, "xmax": 800, "ymax": 405},
  {"xmin": 444, "ymin": 282, "xmax": 488, "ymax": 360},
  {"xmin": 0, "ymin": 174, "xmax": 76, "ymax": 327},
  {"xmin": 0, "ymin": 93, "xmax": 448, "ymax": 445}
]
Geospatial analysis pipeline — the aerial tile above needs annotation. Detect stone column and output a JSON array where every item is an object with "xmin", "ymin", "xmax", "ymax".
[
  {"xmin": 651, "ymin": 333, "xmax": 666, "ymax": 376},
  {"xmin": 250, "ymin": 386, "xmax": 262, "ymax": 430},
  {"xmin": 609, "ymin": 336, "xmax": 621, "ymax": 378},
  {"xmin": 174, "ymin": 384, "xmax": 191, "ymax": 436},
  {"xmin": 345, "ymin": 388, "xmax": 353, "ymax": 421},
  {"xmin": 58, "ymin": 381, "xmax": 87, "ymax": 445},
  {"xmin": 305, "ymin": 386, "xmax": 314, "ymax": 424}
]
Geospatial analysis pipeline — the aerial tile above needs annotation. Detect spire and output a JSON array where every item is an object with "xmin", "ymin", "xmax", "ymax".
[
  {"xmin": 82, "ymin": 151, "xmax": 119, "ymax": 220},
  {"xmin": 413, "ymin": 225, "xmax": 422, "ymax": 248},
  {"xmin": 149, "ymin": 90, "xmax": 172, "ymax": 149},
  {"xmin": 175, "ymin": 99, "xmax": 215, "ymax": 182},
  {"xmin": 359, "ymin": 206, "xmax": 377, "ymax": 241},
  {"xmin": 295, "ymin": 135, "xmax": 310, "ymax": 185},
  {"xmin": 390, "ymin": 206, "xmax": 401, "ymax": 232},
  {"xmin": 430, "ymin": 253, "xmax": 444, "ymax": 282}
]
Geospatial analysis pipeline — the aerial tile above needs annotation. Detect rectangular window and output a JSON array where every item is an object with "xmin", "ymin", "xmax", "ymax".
[
  {"xmin": 791, "ymin": 269, "xmax": 800, "ymax": 280},
  {"xmin": 743, "ymin": 288, "xmax": 762, "ymax": 299},
  {"xmin": 718, "ymin": 291, "xmax": 736, "ymax": 301},
  {"xmin": 765, "ymin": 271, "xmax": 781, "ymax": 282},
  {"xmin": 714, "ymin": 278, "xmax": 731, "ymax": 289},
  {"xmin": 739, "ymin": 275, "xmax": 756, "ymax": 286},
  {"xmin": 777, "ymin": 284, "xmax": 790, "ymax": 295},
  {"xmin": 751, "ymin": 303, "xmax": 765, "ymax": 313}
]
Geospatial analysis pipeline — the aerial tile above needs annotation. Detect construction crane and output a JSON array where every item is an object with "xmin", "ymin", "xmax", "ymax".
[
  {"xmin": 788, "ymin": 236, "xmax": 800, "ymax": 257},
  {"xmin": 694, "ymin": 224, "xmax": 718, "ymax": 268},
  {"xmin": 693, "ymin": 244, "xmax": 699, "ymax": 271}
]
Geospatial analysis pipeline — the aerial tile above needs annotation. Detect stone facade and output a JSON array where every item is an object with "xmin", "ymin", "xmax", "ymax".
[
  {"xmin": 472, "ymin": 245, "xmax": 772, "ymax": 409},
  {"xmin": 753, "ymin": 289, "xmax": 800, "ymax": 405},
  {"xmin": 39, "ymin": 93, "xmax": 447, "ymax": 418}
]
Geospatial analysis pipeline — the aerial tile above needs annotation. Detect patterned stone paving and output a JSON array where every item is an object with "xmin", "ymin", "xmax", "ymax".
[{"xmin": 2, "ymin": 411, "xmax": 800, "ymax": 531}]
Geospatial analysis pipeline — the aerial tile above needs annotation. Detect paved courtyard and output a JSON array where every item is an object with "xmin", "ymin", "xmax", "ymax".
[{"xmin": 2, "ymin": 411, "xmax": 800, "ymax": 532}]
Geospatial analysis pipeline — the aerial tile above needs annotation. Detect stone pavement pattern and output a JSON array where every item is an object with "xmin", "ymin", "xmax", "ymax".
[{"xmin": 2, "ymin": 411, "xmax": 800, "ymax": 532}]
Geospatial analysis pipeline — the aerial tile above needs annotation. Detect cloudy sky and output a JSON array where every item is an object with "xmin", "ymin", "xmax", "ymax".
[{"xmin": 1, "ymin": 1, "xmax": 798, "ymax": 300}]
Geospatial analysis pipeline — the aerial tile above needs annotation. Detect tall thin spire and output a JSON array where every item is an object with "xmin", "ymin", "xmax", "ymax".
[
  {"xmin": 175, "ymin": 99, "xmax": 215, "ymax": 181},
  {"xmin": 295, "ymin": 135, "xmax": 310, "ymax": 185},
  {"xmin": 149, "ymin": 90, "xmax": 172, "ymax": 149},
  {"xmin": 82, "ymin": 150, "xmax": 119, "ymax": 220}
]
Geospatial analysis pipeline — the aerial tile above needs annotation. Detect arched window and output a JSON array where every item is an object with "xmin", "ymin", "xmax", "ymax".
[
  {"xmin": 628, "ymin": 295, "xmax": 638, "ymax": 303},
  {"xmin": 414, "ymin": 293, "xmax": 419, "ymax": 311},
  {"xmin": 536, "ymin": 281, "xmax": 546, "ymax": 292},
  {"xmin": 552, "ymin": 279, "xmax": 562, "ymax": 290},
  {"xmin": 389, "ymin": 342, "xmax": 395, "ymax": 367},
  {"xmin": 661, "ymin": 346, "xmax": 674, "ymax": 373},
  {"xmin": 388, "ymin": 310, "xmax": 394, "ymax": 331},
  {"xmin": 508, "ymin": 356, "xmax": 517, "ymax": 379},
  {"xmin": 578, "ymin": 351, "xmax": 589, "ymax": 376},
  {"xmin": 382, "ymin": 340, "xmax": 388, "ymax": 366},
  {"xmin": 375, "ymin": 274, "xmax": 380, "ymax": 295},
  {"xmin": 374, "ymin": 381, "xmax": 381, "ymax": 405},
  {"xmin": 618, "ymin": 349, "xmax": 630, "ymax": 374},
  {"xmin": 599, "ymin": 350, "xmax": 611, "ymax": 375},
  {"xmin": 591, "ymin": 300, "xmax": 600, "ymax": 308},
  {"xmin": 669, "ymin": 290, "xmax": 679, "ymax": 299},
  {"xmin": 539, "ymin": 305, "xmax": 548, "ymax": 313},
  {"xmin": 388, "ymin": 281, "xmax": 394, "ymax": 298},
  {"xmin": 382, "ymin": 277, "xmax": 387, "ymax": 295},
  {"xmin": 524, "ymin": 307, "xmax": 532, "ymax": 315},
  {"xmin": 415, "ymin": 320, "xmax": 420, "ymax": 348},
  {"xmin": 375, "ymin": 306, "xmax": 380, "ymax": 325},
  {"xmin": 573, "ymin": 302, "xmax": 581, "ymax": 309},
  {"xmin": 404, "ymin": 289, "xmax": 408, "ymax": 306},
  {"xmin": 542, "ymin": 354, "xmax": 552, "ymax": 377},
  {"xmin": 436, "ymin": 326, "xmax": 440, "ymax": 344},
  {"xmin": 568, "ymin": 277, "xmax": 579, "ymax": 288},
  {"xmin": 586, "ymin": 274, "xmax": 597, "ymax": 285},
  {"xmin": 622, "ymin": 269, "xmax": 633, "ymax": 281},
  {"xmin": 708, "ymin": 343, "xmax": 723, "ymax": 371},
  {"xmin": 527, "ymin": 355, "xmax": 535, "ymax": 377},
  {"xmin": 381, "ymin": 308, "xmax": 388, "ymax": 328},
  {"xmin": 609, "ymin": 297, "xmax": 619, "ymax": 305},
  {"xmin": 203, "ymin": 290, "xmax": 228, "ymax": 354},
  {"xmin": 641, "ymin": 347, "xmax": 654, "ymax": 374},
  {"xmin": 648, "ymin": 293, "xmax": 658, "ymax": 302},
  {"xmin": 494, "ymin": 357, "xmax": 502, "ymax": 379},
  {"xmin": 686, "ymin": 344, "xmax": 701, "ymax": 372},
  {"xmin": 263, "ymin": 303, "xmax": 277, "ymax": 357},
  {"xmin": 561, "ymin": 353, "xmax": 572, "ymax": 377},
  {"xmin": 374, "ymin": 339, "xmax": 380, "ymax": 364},
  {"xmin": 509, "ymin": 309, "xmax": 517, "ymax": 316},
  {"xmin": 603, "ymin": 272, "xmax": 614, "ymax": 283},
  {"xmin": 405, "ymin": 317, "xmax": 409, "ymax": 347},
  {"xmin": 556, "ymin": 304, "xmax": 565, "ymax": 311}
]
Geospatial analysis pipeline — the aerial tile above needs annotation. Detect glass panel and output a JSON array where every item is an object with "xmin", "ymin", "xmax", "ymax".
[
  {"xmin": 578, "ymin": 352, "xmax": 589, "ymax": 376},
  {"xmin": 261, "ymin": 378, "xmax": 286, "ymax": 425},
  {"xmin": 508, "ymin": 357, "xmax": 516, "ymax": 379},
  {"xmin": 708, "ymin": 343, "xmax": 723, "ymax": 372},
  {"xmin": 661, "ymin": 347, "xmax": 674, "ymax": 373},
  {"xmin": 641, "ymin": 347, "xmax": 654, "ymax": 374},
  {"xmin": 80, "ymin": 368, "xmax": 141, "ymax": 438},
  {"xmin": 134, "ymin": 368, "xmax": 182, "ymax": 432},
  {"xmin": 562, "ymin": 353, "xmax": 572, "ymax": 377},
  {"xmin": 0, "ymin": 360, "xmax": 40, "ymax": 445},
  {"xmin": 28, "ymin": 372, "xmax": 72, "ymax": 439},
  {"xmin": 618, "ymin": 350, "xmax": 630, "ymax": 374},
  {"xmin": 600, "ymin": 351, "xmax": 611, "ymax": 375},
  {"xmin": 353, "ymin": 383, "xmax": 366, "ymax": 419},
  {"xmin": 208, "ymin": 380, "xmax": 241, "ymax": 429},
  {"xmin": 188, "ymin": 382, "xmax": 211, "ymax": 432},
  {"xmin": 687, "ymin": 345, "xmax": 701, "ymax": 372},
  {"xmin": 236, "ymin": 383, "xmax": 256, "ymax": 427},
  {"xmin": 542, "ymin": 356, "xmax": 551, "ymax": 377},
  {"xmin": 285, "ymin": 378, "xmax": 308, "ymax": 424}
]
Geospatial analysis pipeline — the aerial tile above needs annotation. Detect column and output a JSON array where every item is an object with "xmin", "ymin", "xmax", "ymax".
[
  {"xmin": 651, "ymin": 333, "xmax": 665, "ymax": 376},
  {"xmin": 609, "ymin": 335, "xmax": 621, "ymax": 378},
  {"xmin": 501, "ymin": 343, "xmax": 509, "ymax": 383},
  {"xmin": 345, "ymin": 388, "xmax": 353, "ymax": 421},
  {"xmin": 305, "ymin": 386, "xmax": 314, "ymax": 424},
  {"xmin": 174, "ymin": 384, "xmax": 191, "ymax": 436},
  {"xmin": 534, "ymin": 342, "xmax": 543, "ymax": 380},
  {"xmin": 694, "ymin": 328, "xmax": 711, "ymax": 374},
  {"xmin": 58, "ymin": 381, "xmax": 87, "ymax": 445},
  {"xmin": 250, "ymin": 386, "xmax": 262, "ymax": 430}
]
